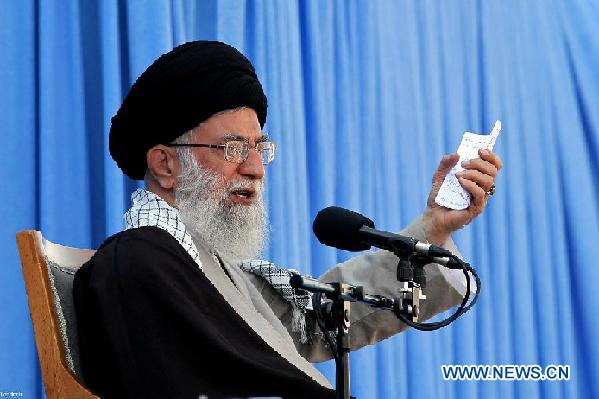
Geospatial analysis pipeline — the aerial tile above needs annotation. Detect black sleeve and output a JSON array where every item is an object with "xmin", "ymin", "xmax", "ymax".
[{"xmin": 73, "ymin": 227, "xmax": 335, "ymax": 399}]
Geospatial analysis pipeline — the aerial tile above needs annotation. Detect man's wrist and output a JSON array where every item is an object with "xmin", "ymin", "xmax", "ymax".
[{"xmin": 422, "ymin": 208, "xmax": 452, "ymax": 246}]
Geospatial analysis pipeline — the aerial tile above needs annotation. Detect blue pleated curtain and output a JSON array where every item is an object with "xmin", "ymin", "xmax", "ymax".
[{"xmin": 1, "ymin": 1, "xmax": 598, "ymax": 398}]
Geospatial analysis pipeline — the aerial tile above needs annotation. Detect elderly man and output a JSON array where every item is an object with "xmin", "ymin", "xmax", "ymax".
[{"xmin": 73, "ymin": 41, "xmax": 502, "ymax": 399}]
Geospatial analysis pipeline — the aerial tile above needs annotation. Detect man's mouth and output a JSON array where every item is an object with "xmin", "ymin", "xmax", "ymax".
[{"xmin": 230, "ymin": 188, "xmax": 256, "ymax": 204}]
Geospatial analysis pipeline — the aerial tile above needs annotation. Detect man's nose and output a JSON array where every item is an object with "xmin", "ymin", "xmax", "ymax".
[{"xmin": 237, "ymin": 147, "xmax": 265, "ymax": 180}]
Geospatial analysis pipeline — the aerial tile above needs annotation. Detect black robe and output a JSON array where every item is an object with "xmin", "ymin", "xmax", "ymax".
[{"xmin": 73, "ymin": 226, "xmax": 336, "ymax": 399}]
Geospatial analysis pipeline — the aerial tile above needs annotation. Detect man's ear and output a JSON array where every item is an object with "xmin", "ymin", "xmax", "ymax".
[{"xmin": 146, "ymin": 145, "xmax": 179, "ymax": 190}]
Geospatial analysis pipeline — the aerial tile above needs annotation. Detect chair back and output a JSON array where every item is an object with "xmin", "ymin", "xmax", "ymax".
[{"xmin": 16, "ymin": 230, "xmax": 100, "ymax": 399}]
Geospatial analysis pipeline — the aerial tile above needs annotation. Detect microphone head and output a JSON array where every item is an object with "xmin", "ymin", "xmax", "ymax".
[
  {"xmin": 289, "ymin": 274, "xmax": 302, "ymax": 289},
  {"xmin": 312, "ymin": 206, "xmax": 374, "ymax": 251}
]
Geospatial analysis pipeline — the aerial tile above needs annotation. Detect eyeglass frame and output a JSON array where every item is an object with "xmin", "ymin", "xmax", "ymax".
[{"xmin": 165, "ymin": 137, "xmax": 276, "ymax": 165}]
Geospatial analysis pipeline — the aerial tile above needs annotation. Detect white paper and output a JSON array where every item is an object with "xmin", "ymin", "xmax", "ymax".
[{"xmin": 434, "ymin": 120, "xmax": 501, "ymax": 210}]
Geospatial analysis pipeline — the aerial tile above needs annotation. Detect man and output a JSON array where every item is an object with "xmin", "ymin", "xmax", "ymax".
[{"xmin": 73, "ymin": 41, "xmax": 502, "ymax": 399}]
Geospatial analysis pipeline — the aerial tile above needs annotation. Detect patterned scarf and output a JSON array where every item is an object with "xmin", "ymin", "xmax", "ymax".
[
  {"xmin": 239, "ymin": 260, "xmax": 311, "ymax": 343},
  {"xmin": 123, "ymin": 189, "xmax": 311, "ymax": 343}
]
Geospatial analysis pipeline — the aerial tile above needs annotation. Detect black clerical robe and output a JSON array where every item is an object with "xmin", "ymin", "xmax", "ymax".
[{"xmin": 73, "ymin": 226, "xmax": 336, "ymax": 399}]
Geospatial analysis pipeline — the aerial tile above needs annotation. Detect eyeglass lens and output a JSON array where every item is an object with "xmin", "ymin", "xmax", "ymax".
[{"xmin": 224, "ymin": 141, "xmax": 275, "ymax": 164}]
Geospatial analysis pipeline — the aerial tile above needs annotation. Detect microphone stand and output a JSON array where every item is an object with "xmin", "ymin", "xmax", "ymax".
[
  {"xmin": 394, "ymin": 248, "xmax": 427, "ymax": 323},
  {"xmin": 305, "ymin": 281, "xmax": 353, "ymax": 399},
  {"xmin": 290, "ymin": 248, "xmax": 476, "ymax": 399},
  {"xmin": 292, "ymin": 277, "xmax": 408, "ymax": 399},
  {"xmin": 325, "ymin": 283, "xmax": 353, "ymax": 399}
]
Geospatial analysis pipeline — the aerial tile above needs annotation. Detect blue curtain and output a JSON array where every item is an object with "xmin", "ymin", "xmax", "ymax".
[{"xmin": 1, "ymin": 1, "xmax": 597, "ymax": 398}]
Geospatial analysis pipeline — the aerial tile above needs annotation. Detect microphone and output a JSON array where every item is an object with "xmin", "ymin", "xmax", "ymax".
[
  {"xmin": 313, "ymin": 206, "xmax": 453, "ymax": 258},
  {"xmin": 289, "ymin": 274, "xmax": 336, "ymax": 294}
]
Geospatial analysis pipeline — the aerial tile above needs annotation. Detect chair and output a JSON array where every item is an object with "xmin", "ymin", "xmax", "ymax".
[{"xmin": 16, "ymin": 230, "xmax": 100, "ymax": 399}]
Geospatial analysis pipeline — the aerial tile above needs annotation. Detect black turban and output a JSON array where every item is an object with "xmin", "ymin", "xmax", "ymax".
[{"xmin": 109, "ymin": 40, "xmax": 268, "ymax": 180}]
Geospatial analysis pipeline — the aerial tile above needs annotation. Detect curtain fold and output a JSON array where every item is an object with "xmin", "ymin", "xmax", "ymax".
[{"xmin": 1, "ymin": 1, "xmax": 597, "ymax": 398}]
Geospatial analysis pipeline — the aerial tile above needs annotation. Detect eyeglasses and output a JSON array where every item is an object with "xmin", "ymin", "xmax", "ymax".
[{"xmin": 166, "ymin": 140, "xmax": 276, "ymax": 165}]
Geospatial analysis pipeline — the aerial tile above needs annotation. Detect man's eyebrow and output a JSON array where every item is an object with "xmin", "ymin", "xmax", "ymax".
[{"xmin": 221, "ymin": 133, "xmax": 269, "ymax": 142}]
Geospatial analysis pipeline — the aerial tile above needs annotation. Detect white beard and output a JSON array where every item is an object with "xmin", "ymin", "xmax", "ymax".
[{"xmin": 174, "ymin": 157, "xmax": 268, "ymax": 263}]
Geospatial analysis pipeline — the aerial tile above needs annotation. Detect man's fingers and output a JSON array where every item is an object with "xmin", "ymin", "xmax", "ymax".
[
  {"xmin": 458, "ymin": 177, "xmax": 486, "ymax": 213},
  {"xmin": 433, "ymin": 153, "xmax": 459, "ymax": 183},
  {"xmin": 461, "ymin": 157, "xmax": 498, "ymax": 178},
  {"xmin": 441, "ymin": 153, "xmax": 460, "ymax": 168},
  {"xmin": 479, "ymin": 149, "xmax": 503, "ymax": 170},
  {"xmin": 456, "ymin": 169, "xmax": 494, "ymax": 192}
]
